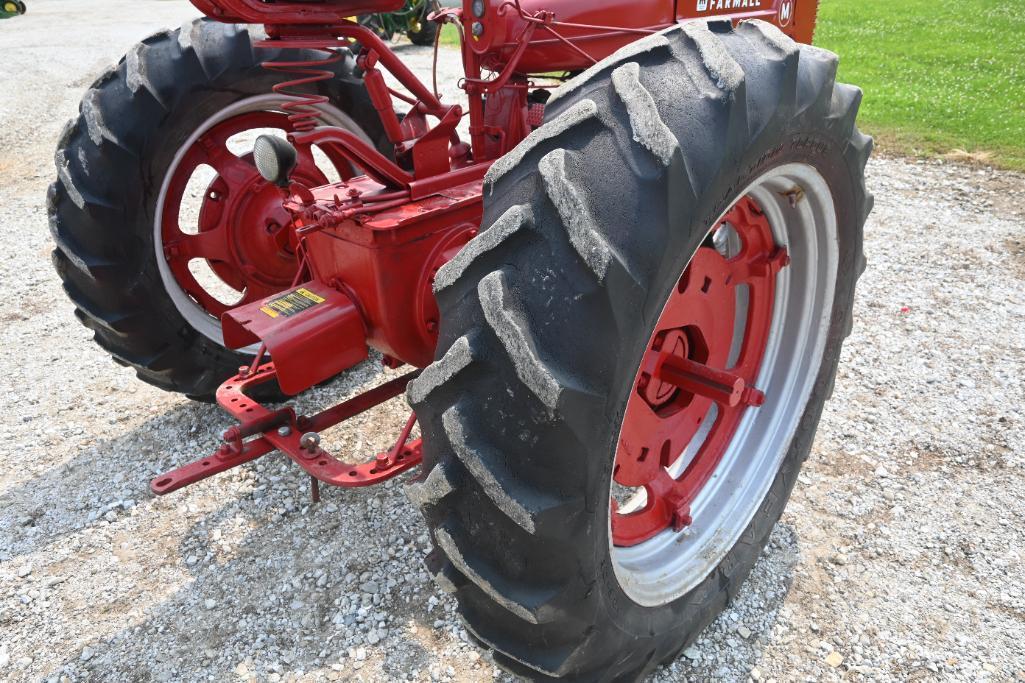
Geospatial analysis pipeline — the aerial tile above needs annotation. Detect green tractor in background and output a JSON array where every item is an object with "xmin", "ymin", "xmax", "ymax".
[
  {"xmin": 1, "ymin": 0, "xmax": 26, "ymax": 19},
  {"xmin": 359, "ymin": 0, "xmax": 439, "ymax": 46}
]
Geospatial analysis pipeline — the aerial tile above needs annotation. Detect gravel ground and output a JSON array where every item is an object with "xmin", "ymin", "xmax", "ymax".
[{"xmin": 1, "ymin": 2, "xmax": 1024, "ymax": 682}]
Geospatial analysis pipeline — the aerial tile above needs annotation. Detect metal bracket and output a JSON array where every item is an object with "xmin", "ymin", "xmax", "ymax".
[{"xmin": 150, "ymin": 365, "xmax": 422, "ymax": 496}]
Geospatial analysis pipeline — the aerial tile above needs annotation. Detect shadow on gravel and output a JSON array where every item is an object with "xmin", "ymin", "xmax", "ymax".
[
  {"xmin": 2, "ymin": 383, "xmax": 800, "ymax": 681},
  {"xmin": 45, "ymin": 457, "xmax": 436, "ymax": 681},
  {"xmin": 0, "ymin": 361, "xmax": 391, "ymax": 564},
  {"xmin": 44, "ymin": 497, "xmax": 799, "ymax": 682},
  {"xmin": 1, "ymin": 400, "xmax": 231, "ymax": 563}
]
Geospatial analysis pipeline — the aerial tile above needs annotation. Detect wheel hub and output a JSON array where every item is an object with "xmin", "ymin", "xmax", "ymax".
[
  {"xmin": 639, "ymin": 328, "xmax": 689, "ymax": 409},
  {"xmin": 160, "ymin": 110, "xmax": 350, "ymax": 318},
  {"xmin": 612, "ymin": 196, "xmax": 787, "ymax": 547}
]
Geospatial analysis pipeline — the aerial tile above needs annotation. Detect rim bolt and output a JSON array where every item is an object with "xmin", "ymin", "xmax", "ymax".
[{"xmin": 740, "ymin": 386, "xmax": 766, "ymax": 407}]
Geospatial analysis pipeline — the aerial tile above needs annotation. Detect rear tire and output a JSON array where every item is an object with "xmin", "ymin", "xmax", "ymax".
[
  {"xmin": 406, "ymin": 2, "xmax": 439, "ymax": 47},
  {"xmin": 409, "ymin": 20, "xmax": 871, "ymax": 681},
  {"xmin": 49, "ymin": 19, "xmax": 387, "ymax": 400}
]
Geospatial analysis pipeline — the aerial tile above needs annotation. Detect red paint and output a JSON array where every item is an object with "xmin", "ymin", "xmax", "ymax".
[
  {"xmin": 221, "ymin": 281, "xmax": 368, "ymax": 395},
  {"xmin": 150, "ymin": 369, "xmax": 421, "ymax": 495},
  {"xmin": 157, "ymin": 0, "xmax": 821, "ymax": 495},
  {"xmin": 160, "ymin": 110, "xmax": 349, "ymax": 318},
  {"xmin": 611, "ymin": 198, "xmax": 786, "ymax": 546}
]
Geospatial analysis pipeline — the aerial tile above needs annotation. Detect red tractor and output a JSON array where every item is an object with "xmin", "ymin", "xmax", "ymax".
[{"xmin": 50, "ymin": 0, "xmax": 871, "ymax": 678}]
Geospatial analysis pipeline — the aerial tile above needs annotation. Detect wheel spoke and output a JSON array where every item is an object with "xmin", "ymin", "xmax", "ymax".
[
  {"xmin": 294, "ymin": 141, "xmax": 319, "ymax": 174},
  {"xmin": 617, "ymin": 391, "xmax": 714, "ymax": 484},
  {"xmin": 616, "ymin": 400, "xmax": 668, "ymax": 487},
  {"xmin": 656, "ymin": 248, "xmax": 730, "ymax": 334},
  {"xmin": 723, "ymin": 245, "xmax": 790, "ymax": 285},
  {"xmin": 167, "ymin": 224, "xmax": 233, "ymax": 264},
  {"xmin": 200, "ymin": 135, "xmax": 257, "ymax": 188}
]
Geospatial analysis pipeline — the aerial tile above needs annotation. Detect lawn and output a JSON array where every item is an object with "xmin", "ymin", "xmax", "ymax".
[
  {"xmin": 815, "ymin": 0, "xmax": 1025, "ymax": 170},
  {"xmin": 437, "ymin": 2, "xmax": 1024, "ymax": 170}
]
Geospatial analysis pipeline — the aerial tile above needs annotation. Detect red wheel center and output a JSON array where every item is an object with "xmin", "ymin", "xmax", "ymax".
[
  {"xmin": 161, "ymin": 110, "xmax": 351, "ymax": 318},
  {"xmin": 612, "ymin": 197, "xmax": 789, "ymax": 547}
]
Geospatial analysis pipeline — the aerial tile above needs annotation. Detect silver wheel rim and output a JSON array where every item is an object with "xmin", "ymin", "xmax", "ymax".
[
  {"xmin": 611, "ymin": 163, "xmax": 839, "ymax": 607},
  {"xmin": 154, "ymin": 94, "xmax": 371, "ymax": 349}
]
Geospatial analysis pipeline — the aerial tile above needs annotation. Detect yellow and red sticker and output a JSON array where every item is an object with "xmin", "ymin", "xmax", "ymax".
[{"xmin": 259, "ymin": 287, "xmax": 326, "ymax": 319}]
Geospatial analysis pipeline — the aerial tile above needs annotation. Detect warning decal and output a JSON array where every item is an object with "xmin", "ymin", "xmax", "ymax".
[{"xmin": 260, "ymin": 287, "xmax": 326, "ymax": 318}]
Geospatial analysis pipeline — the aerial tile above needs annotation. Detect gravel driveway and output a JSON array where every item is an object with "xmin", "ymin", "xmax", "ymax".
[{"xmin": 1, "ymin": 2, "xmax": 1024, "ymax": 682}]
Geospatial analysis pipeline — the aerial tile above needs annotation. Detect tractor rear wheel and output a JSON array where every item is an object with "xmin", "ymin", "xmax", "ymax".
[
  {"xmin": 49, "ymin": 19, "xmax": 387, "ymax": 400},
  {"xmin": 406, "ymin": 2, "xmax": 440, "ymax": 47},
  {"xmin": 408, "ymin": 20, "xmax": 871, "ymax": 681}
]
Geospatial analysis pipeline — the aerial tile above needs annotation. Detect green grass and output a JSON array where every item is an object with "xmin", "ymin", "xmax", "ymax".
[
  {"xmin": 439, "ymin": 23, "xmax": 460, "ymax": 46},
  {"xmin": 816, "ymin": 0, "xmax": 1025, "ymax": 170},
  {"xmin": 434, "ymin": 3, "xmax": 1024, "ymax": 169}
]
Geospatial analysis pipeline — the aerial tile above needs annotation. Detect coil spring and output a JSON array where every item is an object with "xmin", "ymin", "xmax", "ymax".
[{"xmin": 262, "ymin": 47, "xmax": 346, "ymax": 132}]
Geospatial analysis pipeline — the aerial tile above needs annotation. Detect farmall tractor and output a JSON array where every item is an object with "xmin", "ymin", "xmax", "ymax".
[{"xmin": 50, "ymin": 0, "xmax": 871, "ymax": 678}]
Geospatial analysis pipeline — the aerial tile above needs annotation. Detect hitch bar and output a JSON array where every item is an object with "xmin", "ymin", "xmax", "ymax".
[{"xmin": 150, "ymin": 364, "xmax": 422, "ymax": 496}]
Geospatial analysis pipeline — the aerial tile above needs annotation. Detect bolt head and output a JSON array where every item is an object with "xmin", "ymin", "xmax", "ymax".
[
  {"xmin": 299, "ymin": 432, "xmax": 321, "ymax": 452},
  {"xmin": 471, "ymin": 21, "xmax": 484, "ymax": 36},
  {"xmin": 277, "ymin": 426, "xmax": 292, "ymax": 437}
]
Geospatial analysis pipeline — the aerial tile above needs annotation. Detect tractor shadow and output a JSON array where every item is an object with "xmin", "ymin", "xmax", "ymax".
[
  {"xmin": 40, "ymin": 467, "xmax": 799, "ymax": 682},
  {"xmin": 0, "ymin": 358, "xmax": 404, "ymax": 565},
  {"xmin": 0, "ymin": 400, "xmax": 232, "ymax": 565},
  {"xmin": 26, "ymin": 418, "xmax": 485, "ymax": 681},
  {"xmin": 1, "ymin": 368, "xmax": 799, "ymax": 682}
]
